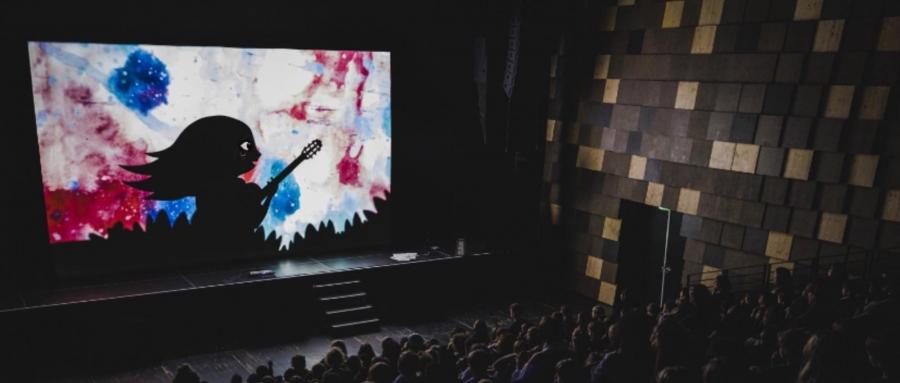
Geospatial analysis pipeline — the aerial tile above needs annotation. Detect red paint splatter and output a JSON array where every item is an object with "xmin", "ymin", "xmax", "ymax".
[
  {"xmin": 306, "ymin": 74, "xmax": 325, "ymax": 97},
  {"xmin": 369, "ymin": 183, "xmax": 389, "ymax": 200},
  {"xmin": 44, "ymin": 178, "xmax": 151, "ymax": 243},
  {"xmin": 93, "ymin": 113, "xmax": 121, "ymax": 141},
  {"xmin": 279, "ymin": 51, "xmax": 371, "ymax": 119},
  {"xmin": 64, "ymin": 85, "xmax": 93, "ymax": 105},
  {"xmin": 337, "ymin": 143, "xmax": 364, "ymax": 187},
  {"xmin": 40, "ymin": 81, "xmax": 153, "ymax": 243},
  {"xmin": 30, "ymin": 48, "xmax": 54, "ymax": 104},
  {"xmin": 287, "ymin": 101, "xmax": 310, "ymax": 121},
  {"xmin": 353, "ymin": 53, "xmax": 371, "ymax": 112}
]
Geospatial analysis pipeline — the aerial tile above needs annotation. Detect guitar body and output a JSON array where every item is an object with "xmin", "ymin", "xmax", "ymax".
[
  {"xmin": 190, "ymin": 139, "xmax": 321, "ymax": 252},
  {"xmin": 259, "ymin": 139, "xmax": 323, "ymax": 206}
]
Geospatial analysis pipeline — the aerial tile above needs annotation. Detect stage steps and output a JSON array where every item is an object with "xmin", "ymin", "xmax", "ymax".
[{"xmin": 313, "ymin": 279, "xmax": 380, "ymax": 335}]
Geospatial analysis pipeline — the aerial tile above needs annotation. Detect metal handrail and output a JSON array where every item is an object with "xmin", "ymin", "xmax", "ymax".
[{"xmin": 684, "ymin": 246, "xmax": 900, "ymax": 292}]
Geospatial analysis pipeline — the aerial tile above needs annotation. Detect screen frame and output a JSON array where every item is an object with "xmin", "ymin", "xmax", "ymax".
[{"xmin": 14, "ymin": 30, "xmax": 398, "ymax": 281}]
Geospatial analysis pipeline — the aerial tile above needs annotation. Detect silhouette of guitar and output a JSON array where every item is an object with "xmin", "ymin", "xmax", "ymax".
[{"xmin": 260, "ymin": 139, "xmax": 322, "ymax": 206}]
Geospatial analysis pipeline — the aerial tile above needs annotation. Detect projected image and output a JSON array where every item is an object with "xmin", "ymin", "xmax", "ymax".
[{"xmin": 28, "ymin": 42, "xmax": 391, "ymax": 252}]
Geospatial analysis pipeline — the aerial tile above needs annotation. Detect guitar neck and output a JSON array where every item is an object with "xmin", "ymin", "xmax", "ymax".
[{"xmin": 263, "ymin": 154, "xmax": 307, "ymax": 196}]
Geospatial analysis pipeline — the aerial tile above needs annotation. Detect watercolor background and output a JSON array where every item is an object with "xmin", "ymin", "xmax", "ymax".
[{"xmin": 28, "ymin": 42, "xmax": 391, "ymax": 247}]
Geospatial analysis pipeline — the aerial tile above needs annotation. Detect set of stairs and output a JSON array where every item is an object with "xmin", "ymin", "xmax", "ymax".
[{"xmin": 313, "ymin": 279, "xmax": 380, "ymax": 335}]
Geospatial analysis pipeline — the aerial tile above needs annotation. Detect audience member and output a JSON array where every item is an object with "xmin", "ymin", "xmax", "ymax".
[{"xmin": 167, "ymin": 269, "xmax": 899, "ymax": 383}]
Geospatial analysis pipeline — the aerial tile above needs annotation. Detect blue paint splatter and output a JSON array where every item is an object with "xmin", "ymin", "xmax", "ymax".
[
  {"xmin": 47, "ymin": 76, "xmax": 58, "ymax": 87},
  {"xmin": 305, "ymin": 62, "xmax": 325, "ymax": 74},
  {"xmin": 151, "ymin": 197, "xmax": 197, "ymax": 224},
  {"xmin": 381, "ymin": 105, "xmax": 391, "ymax": 135},
  {"xmin": 258, "ymin": 158, "xmax": 302, "ymax": 240},
  {"xmin": 263, "ymin": 159, "xmax": 301, "ymax": 222},
  {"xmin": 35, "ymin": 110, "xmax": 49, "ymax": 127},
  {"xmin": 319, "ymin": 192, "xmax": 364, "ymax": 233},
  {"xmin": 268, "ymin": 160, "xmax": 301, "ymax": 221},
  {"xmin": 354, "ymin": 115, "xmax": 373, "ymax": 139},
  {"xmin": 67, "ymin": 180, "xmax": 79, "ymax": 190},
  {"xmin": 107, "ymin": 49, "xmax": 170, "ymax": 115}
]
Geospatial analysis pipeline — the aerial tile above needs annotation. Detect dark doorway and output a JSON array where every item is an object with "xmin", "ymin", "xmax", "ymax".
[{"xmin": 617, "ymin": 200, "xmax": 686, "ymax": 305}]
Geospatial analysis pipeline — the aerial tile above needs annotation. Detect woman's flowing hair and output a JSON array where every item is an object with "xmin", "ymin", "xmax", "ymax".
[{"xmin": 123, "ymin": 115, "xmax": 257, "ymax": 200}]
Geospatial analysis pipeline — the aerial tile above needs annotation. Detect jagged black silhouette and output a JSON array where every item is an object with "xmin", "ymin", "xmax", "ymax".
[
  {"xmin": 71, "ymin": 193, "xmax": 391, "ymax": 266},
  {"xmin": 287, "ymin": 192, "xmax": 391, "ymax": 254}
]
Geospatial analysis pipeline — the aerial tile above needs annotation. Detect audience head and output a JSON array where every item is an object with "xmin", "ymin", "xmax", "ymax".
[
  {"xmin": 311, "ymin": 363, "xmax": 326, "ymax": 379},
  {"xmin": 493, "ymin": 353, "xmax": 517, "ymax": 380},
  {"xmin": 803, "ymin": 282, "xmax": 819, "ymax": 304},
  {"xmin": 405, "ymin": 333, "xmax": 426, "ymax": 352},
  {"xmin": 473, "ymin": 319, "xmax": 489, "ymax": 337},
  {"xmin": 701, "ymin": 358, "xmax": 726, "ymax": 383},
  {"xmin": 366, "ymin": 361, "xmax": 393, "ymax": 383},
  {"xmin": 714, "ymin": 274, "xmax": 731, "ymax": 294},
  {"xmin": 554, "ymin": 358, "xmax": 578, "ymax": 383},
  {"xmin": 776, "ymin": 328, "xmax": 806, "ymax": 366},
  {"xmin": 690, "ymin": 284, "xmax": 711, "ymax": 307},
  {"xmin": 320, "ymin": 371, "xmax": 341, "ymax": 383},
  {"xmin": 526, "ymin": 325, "xmax": 543, "ymax": 346},
  {"xmin": 329, "ymin": 340, "xmax": 347, "ymax": 355},
  {"xmin": 591, "ymin": 304, "xmax": 606, "ymax": 321},
  {"xmin": 559, "ymin": 304, "xmax": 571, "ymax": 316},
  {"xmin": 570, "ymin": 326, "xmax": 589, "ymax": 350},
  {"xmin": 866, "ymin": 329, "xmax": 899, "ymax": 379},
  {"xmin": 576, "ymin": 310, "xmax": 590, "ymax": 327},
  {"xmin": 827, "ymin": 263, "xmax": 846, "ymax": 280},
  {"xmin": 509, "ymin": 302, "xmax": 524, "ymax": 320},
  {"xmin": 541, "ymin": 314, "xmax": 565, "ymax": 344},
  {"xmin": 607, "ymin": 322, "xmax": 622, "ymax": 349},
  {"xmin": 467, "ymin": 349, "xmax": 491, "ymax": 377},
  {"xmin": 324, "ymin": 347, "xmax": 346, "ymax": 370},
  {"xmin": 346, "ymin": 355, "xmax": 362, "ymax": 373},
  {"xmin": 656, "ymin": 366, "xmax": 693, "ymax": 383},
  {"xmin": 774, "ymin": 267, "xmax": 792, "ymax": 287},
  {"xmin": 798, "ymin": 331, "xmax": 850, "ymax": 383},
  {"xmin": 451, "ymin": 333, "xmax": 468, "ymax": 355},
  {"xmin": 588, "ymin": 320, "xmax": 606, "ymax": 345},
  {"xmin": 254, "ymin": 364, "xmax": 270, "ymax": 379},
  {"xmin": 174, "ymin": 364, "xmax": 201, "ymax": 383},
  {"xmin": 357, "ymin": 343, "xmax": 375, "ymax": 364},
  {"xmin": 494, "ymin": 331, "xmax": 515, "ymax": 355},
  {"xmin": 397, "ymin": 351, "xmax": 420, "ymax": 377},
  {"xmin": 290, "ymin": 355, "xmax": 306, "ymax": 371},
  {"xmin": 381, "ymin": 337, "xmax": 401, "ymax": 363}
]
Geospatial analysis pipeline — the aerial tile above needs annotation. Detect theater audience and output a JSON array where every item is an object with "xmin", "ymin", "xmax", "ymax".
[{"xmin": 171, "ymin": 270, "xmax": 898, "ymax": 383}]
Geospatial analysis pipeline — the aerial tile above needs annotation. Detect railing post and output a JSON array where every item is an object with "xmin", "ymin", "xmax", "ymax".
[
  {"xmin": 811, "ymin": 256, "xmax": 820, "ymax": 280},
  {"xmin": 864, "ymin": 249, "xmax": 871, "ymax": 278},
  {"xmin": 844, "ymin": 246, "xmax": 850, "ymax": 273}
]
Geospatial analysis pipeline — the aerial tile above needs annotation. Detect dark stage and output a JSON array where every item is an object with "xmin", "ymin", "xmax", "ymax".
[
  {"xmin": 0, "ymin": 249, "xmax": 460, "ymax": 313},
  {"xmin": 0, "ymin": 250, "xmax": 530, "ymax": 381}
]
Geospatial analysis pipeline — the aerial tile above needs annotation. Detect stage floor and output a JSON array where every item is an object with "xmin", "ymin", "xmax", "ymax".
[{"xmin": 1, "ymin": 249, "xmax": 459, "ymax": 312}]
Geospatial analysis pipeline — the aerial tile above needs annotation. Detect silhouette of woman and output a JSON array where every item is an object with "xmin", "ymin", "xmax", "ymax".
[{"xmin": 123, "ymin": 115, "xmax": 320, "ymax": 249}]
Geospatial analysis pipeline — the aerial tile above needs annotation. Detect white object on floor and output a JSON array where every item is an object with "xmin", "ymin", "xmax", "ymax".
[{"xmin": 390, "ymin": 252, "xmax": 418, "ymax": 262}]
